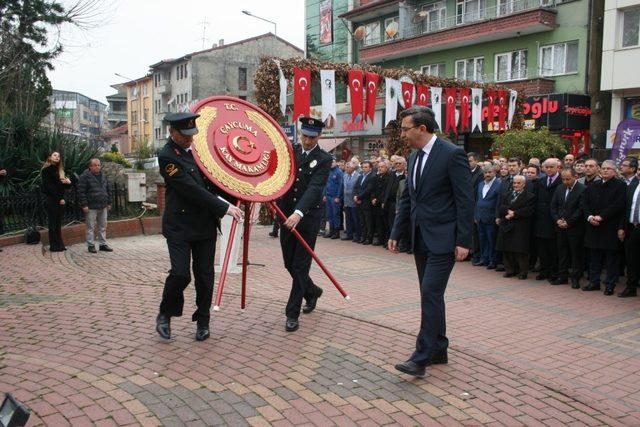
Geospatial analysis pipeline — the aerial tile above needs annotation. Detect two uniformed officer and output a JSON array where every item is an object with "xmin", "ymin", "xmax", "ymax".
[
  {"xmin": 156, "ymin": 112, "xmax": 243, "ymax": 341},
  {"xmin": 278, "ymin": 117, "xmax": 333, "ymax": 332}
]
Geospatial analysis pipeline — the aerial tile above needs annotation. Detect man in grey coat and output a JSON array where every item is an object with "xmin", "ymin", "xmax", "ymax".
[{"xmin": 78, "ymin": 158, "xmax": 113, "ymax": 253}]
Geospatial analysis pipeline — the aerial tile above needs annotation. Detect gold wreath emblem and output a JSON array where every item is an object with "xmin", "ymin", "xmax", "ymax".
[{"xmin": 192, "ymin": 106, "xmax": 291, "ymax": 197}]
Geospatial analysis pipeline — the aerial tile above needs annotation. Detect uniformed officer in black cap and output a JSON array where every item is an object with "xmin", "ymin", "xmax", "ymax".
[
  {"xmin": 156, "ymin": 112, "xmax": 243, "ymax": 341},
  {"xmin": 278, "ymin": 117, "xmax": 333, "ymax": 332}
]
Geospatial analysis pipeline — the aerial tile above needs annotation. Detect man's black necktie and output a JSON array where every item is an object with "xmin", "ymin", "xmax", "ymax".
[{"xmin": 415, "ymin": 149, "xmax": 425, "ymax": 188}]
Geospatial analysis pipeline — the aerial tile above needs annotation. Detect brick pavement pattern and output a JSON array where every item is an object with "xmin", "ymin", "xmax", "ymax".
[{"xmin": 1, "ymin": 226, "xmax": 640, "ymax": 426}]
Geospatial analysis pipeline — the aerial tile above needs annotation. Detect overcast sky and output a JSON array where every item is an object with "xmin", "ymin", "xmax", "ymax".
[{"xmin": 47, "ymin": 0, "xmax": 305, "ymax": 105}]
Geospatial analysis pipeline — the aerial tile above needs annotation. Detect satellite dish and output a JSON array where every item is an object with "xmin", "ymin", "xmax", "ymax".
[
  {"xmin": 412, "ymin": 10, "xmax": 428, "ymax": 23},
  {"xmin": 385, "ymin": 21, "xmax": 398, "ymax": 39},
  {"xmin": 354, "ymin": 25, "xmax": 366, "ymax": 41}
]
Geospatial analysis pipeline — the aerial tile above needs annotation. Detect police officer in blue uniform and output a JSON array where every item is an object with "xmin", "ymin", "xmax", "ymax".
[
  {"xmin": 322, "ymin": 157, "xmax": 344, "ymax": 239},
  {"xmin": 278, "ymin": 117, "xmax": 332, "ymax": 332},
  {"xmin": 156, "ymin": 112, "xmax": 243, "ymax": 341}
]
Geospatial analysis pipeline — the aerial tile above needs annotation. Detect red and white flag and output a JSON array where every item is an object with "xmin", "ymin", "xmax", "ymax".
[
  {"xmin": 497, "ymin": 90, "xmax": 507, "ymax": 130},
  {"xmin": 401, "ymin": 81, "xmax": 414, "ymax": 109},
  {"xmin": 293, "ymin": 67, "xmax": 311, "ymax": 121},
  {"xmin": 486, "ymin": 90, "xmax": 496, "ymax": 128},
  {"xmin": 348, "ymin": 70, "xmax": 364, "ymax": 123},
  {"xmin": 365, "ymin": 72, "xmax": 380, "ymax": 124},
  {"xmin": 444, "ymin": 88, "xmax": 458, "ymax": 134},
  {"xmin": 459, "ymin": 87, "xmax": 471, "ymax": 133},
  {"xmin": 416, "ymin": 85, "xmax": 429, "ymax": 107}
]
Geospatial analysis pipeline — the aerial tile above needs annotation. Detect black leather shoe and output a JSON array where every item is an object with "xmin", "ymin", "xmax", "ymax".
[
  {"xmin": 555, "ymin": 278, "xmax": 568, "ymax": 285},
  {"xmin": 99, "ymin": 245, "xmax": 113, "ymax": 252},
  {"xmin": 285, "ymin": 317, "xmax": 299, "ymax": 332},
  {"xmin": 472, "ymin": 260, "xmax": 485, "ymax": 266},
  {"xmin": 331, "ymin": 233, "xmax": 340, "ymax": 239},
  {"xmin": 518, "ymin": 274, "xmax": 528, "ymax": 280},
  {"xmin": 323, "ymin": 231, "xmax": 334, "ymax": 238},
  {"xmin": 503, "ymin": 272, "xmax": 517, "ymax": 278},
  {"xmin": 394, "ymin": 360, "xmax": 426, "ymax": 377},
  {"xmin": 372, "ymin": 240, "xmax": 382, "ymax": 246},
  {"xmin": 341, "ymin": 236, "xmax": 352, "ymax": 241},
  {"xmin": 426, "ymin": 353, "xmax": 448, "ymax": 366},
  {"xmin": 535, "ymin": 274, "xmax": 548, "ymax": 281},
  {"xmin": 582, "ymin": 283, "xmax": 601, "ymax": 291},
  {"xmin": 618, "ymin": 288, "xmax": 637, "ymax": 298},
  {"xmin": 156, "ymin": 313, "xmax": 171, "ymax": 339},
  {"xmin": 362, "ymin": 240, "xmax": 372, "ymax": 245},
  {"xmin": 302, "ymin": 287, "xmax": 323, "ymax": 314},
  {"xmin": 604, "ymin": 287, "xmax": 615, "ymax": 296},
  {"xmin": 195, "ymin": 325, "xmax": 210, "ymax": 341},
  {"xmin": 495, "ymin": 266, "xmax": 506, "ymax": 272},
  {"xmin": 571, "ymin": 278, "xmax": 581, "ymax": 289},
  {"xmin": 88, "ymin": 246, "xmax": 97, "ymax": 253},
  {"xmin": 486, "ymin": 264, "xmax": 496, "ymax": 270},
  {"xmin": 268, "ymin": 231, "xmax": 278, "ymax": 238}
]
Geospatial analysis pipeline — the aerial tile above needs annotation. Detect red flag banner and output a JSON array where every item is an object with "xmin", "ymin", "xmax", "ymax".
[
  {"xmin": 459, "ymin": 87, "xmax": 471, "ymax": 133},
  {"xmin": 348, "ymin": 70, "xmax": 364, "ymax": 122},
  {"xmin": 365, "ymin": 72, "xmax": 380, "ymax": 124},
  {"xmin": 401, "ymin": 81, "xmax": 414, "ymax": 109},
  {"xmin": 444, "ymin": 87, "xmax": 457, "ymax": 134},
  {"xmin": 486, "ymin": 90, "xmax": 496, "ymax": 128},
  {"xmin": 497, "ymin": 90, "xmax": 507, "ymax": 130},
  {"xmin": 416, "ymin": 85, "xmax": 429, "ymax": 107},
  {"xmin": 293, "ymin": 68, "xmax": 311, "ymax": 121}
]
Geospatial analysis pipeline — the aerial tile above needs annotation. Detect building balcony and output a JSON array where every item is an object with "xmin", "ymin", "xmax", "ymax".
[
  {"xmin": 156, "ymin": 80, "xmax": 171, "ymax": 94},
  {"xmin": 357, "ymin": 0, "xmax": 556, "ymax": 62}
]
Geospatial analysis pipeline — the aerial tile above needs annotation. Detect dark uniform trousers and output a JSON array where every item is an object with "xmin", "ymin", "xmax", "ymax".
[
  {"xmin": 624, "ymin": 224, "xmax": 640, "ymax": 291},
  {"xmin": 537, "ymin": 237, "xmax": 558, "ymax": 278},
  {"xmin": 160, "ymin": 237, "xmax": 216, "ymax": 325},
  {"xmin": 557, "ymin": 230, "xmax": 583, "ymax": 280},
  {"xmin": 503, "ymin": 252, "xmax": 529, "ymax": 275},
  {"xmin": 280, "ymin": 208, "xmax": 323, "ymax": 319}
]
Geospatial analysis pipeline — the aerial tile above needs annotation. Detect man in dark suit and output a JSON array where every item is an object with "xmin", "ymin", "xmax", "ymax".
[
  {"xmin": 534, "ymin": 158, "xmax": 562, "ymax": 283},
  {"xmin": 382, "ymin": 157, "xmax": 406, "ymax": 249},
  {"xmin": 156, "ymin": 113, "xmax": 243, "ymax": 342},
  {"xmin": 354, "ymin": 161, "xmax": 375, "ymax": 244},
  {"xmin": 583, "ymin": 160, "xmax": 627, "ymax": 295},
  {"xmin": 496, "ymin": 175, "xmax": 537, "ymax": 279},
  {"xmin": 618, "ymin": 166, "xmax": 640, "ymax": 298},
  {"xmin": 550, "ymin": 168, "xmax": 585, "ymax": 288},
  {"xmin": 468, "ymin": 152, "xmax": 484, "ymax": 264},
  {"xmin": 278, "ymin": 117, "xmax": 332, "ymax": 332},
  {"xmin": 474, "ymin": 164, "xmax": 501, "ymax": 268},
  {"xmin": 388, "ymin": 106, "xmax": 473, "ymax": 377}
]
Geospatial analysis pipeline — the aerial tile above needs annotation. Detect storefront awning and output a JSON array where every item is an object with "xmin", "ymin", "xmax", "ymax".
[{"xmin": 318, "ymin": 138, "xmax": 346, "ymax": 153}]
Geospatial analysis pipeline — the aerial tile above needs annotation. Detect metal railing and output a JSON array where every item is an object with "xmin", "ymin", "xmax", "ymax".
[
  {"xmin": 0, "ymin": 183, "xmax": 131, "ymax": 234},
  {"xmin": 365, "ymin": 0, "xmax": 555, "ymax": 46}
]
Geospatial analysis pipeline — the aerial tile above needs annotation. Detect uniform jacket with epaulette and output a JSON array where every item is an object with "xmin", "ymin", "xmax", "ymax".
[
  {"xmin": 158, "ymin": 139, "xmax": 229, "ymax": 241},
  {"xmin": 277, "ymin": 143, "xmax": 332, "ymax": 218}
]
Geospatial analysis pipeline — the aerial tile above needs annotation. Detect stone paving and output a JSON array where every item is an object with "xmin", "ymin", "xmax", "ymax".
[{"xmin": 1, "ymin": 226, "xmax": 640, "ymax": 426}]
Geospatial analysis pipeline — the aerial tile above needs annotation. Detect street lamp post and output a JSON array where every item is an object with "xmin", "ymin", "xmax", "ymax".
[{"xmin": 241, "ymin": 10, "xmax": 277, "ymax": 36}]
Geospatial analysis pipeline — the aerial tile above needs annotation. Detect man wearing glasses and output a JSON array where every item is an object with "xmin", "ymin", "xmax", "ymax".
[{"xmin": 388, "ymin": 106, "xmax": 473, "ymax": 378}]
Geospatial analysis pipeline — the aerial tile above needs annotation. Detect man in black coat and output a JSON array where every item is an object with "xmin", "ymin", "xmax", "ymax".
[
  {"xmin": 354, "ymin": 161, "xmax": 375, "ymax": 244},
  {"xmin": 278, "ymin": 117, "xmax": 332, "ymax": 332},
  {"xmin": 582, "ymin": 160, "xmax": 627, "ymax": 295},
  {"xmin": 550, "ymin": 168, "xmax": 585, "ymax": 288},
  {"xmin": 496, "ymin": 175, "xmax": 537, "ymax": 279},
  {"xmin": 156, "ymin": 113, "xmax": 243, "ymax": 342},
  {"xmin": 371, "ymin": 160, "xmax": 391, "ymax": 246},
  {"xmin": 382, "ymin": 157, "xmax": 406, "ymax": 249},
  {"xmin": 534, "ymin": 158, "xmax": 562, "ymax": 282},
  {"xmin": 617, "ymin": 170, "xmax": 640, "ymax": 298}
]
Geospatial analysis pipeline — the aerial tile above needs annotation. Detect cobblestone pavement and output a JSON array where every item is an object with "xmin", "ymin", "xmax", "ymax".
[{"xmin": 1, "ymin": 226, "xmax": 640, "ymax": 426}]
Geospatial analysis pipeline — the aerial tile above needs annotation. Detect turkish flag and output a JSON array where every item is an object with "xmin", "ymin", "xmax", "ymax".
[
  {"xmin": 348, "ymin": 70, "xmax": 364, "ymax": 122},
  {"xmin": 416, "ymin": 85, "xmax": 429, "ymax": 107},
  {"xmin": 401, "ymin": 81, "xmax": 414, "ymax": 109},
  {"xmin": 444, "ymin": 87, "xmax": 457, "ymax": 134},
  {"xmin": 293, "ymin": 68, "xmax": 311, "ymax": 121},
  {"xmin": 459, "ymin": 87, "xmax": 471, "ymax": 133},
  {"xmin": 486, "ymin": 90, "xmax": 496, "ymax": 128},
  {"xmin": 365, "ymin": 72, "xmax": 380, "ymax": 124},
  {"xmin": 497, "ymin": 90, "xmax": 507, "ymax": 130}
]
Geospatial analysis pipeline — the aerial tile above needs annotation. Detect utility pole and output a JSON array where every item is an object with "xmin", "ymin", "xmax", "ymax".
[{"xmin": 198, "ymin": 18, "xmax": 209, "ymax": 49}]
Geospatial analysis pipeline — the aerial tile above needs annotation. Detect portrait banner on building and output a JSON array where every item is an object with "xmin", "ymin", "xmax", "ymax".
[
  {"xmin": 508, "ymin": 89, "xmax": 518, "ymax": 128},
  {"xmin": 320, "ymin": 0, "xmax": 333, "ymax": 44},
  {"xmin": 611, "ymin": 119, "xmax": 640, "ymax": 166},
  {"xmin": 459, "ymin": 87, "xmax": 471, "ymax": 133},
  {"xmin": 430, "ymin": 87, "xmax": 442, "ymax": 131},
  {"xmin": 320, "ymin": 69, "xmax": 336, "ymax": 124},
  {"xmin": 471, "ymin": 88, "xmax": 483, "ymax": 133},
  {"xmin": 497, "ymin": 90, "xmax": 507, "ymax": 130},
  {"xmin": 385, "ymin": 77, "xmax": 401, "ymax": 126}
]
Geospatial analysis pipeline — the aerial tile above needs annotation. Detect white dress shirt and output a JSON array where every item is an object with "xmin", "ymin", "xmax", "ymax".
[
  {"xmin": 413, "ymin": 134, "xmax": 437, "ymax": 188},
  {"xmin": 482, "ymin": 177, "xmax": 496, "ymax": 198}
]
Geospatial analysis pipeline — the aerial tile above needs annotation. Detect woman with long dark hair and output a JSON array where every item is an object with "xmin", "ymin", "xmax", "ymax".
[{"xmin": 41, "ymin": 151, "xmax": 71, "ymax": 251}]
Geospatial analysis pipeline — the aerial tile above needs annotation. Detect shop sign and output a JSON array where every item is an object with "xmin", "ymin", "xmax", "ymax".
[{"xmin": 522, "ymin": 93, "xmax": 590, "ymax": 131}]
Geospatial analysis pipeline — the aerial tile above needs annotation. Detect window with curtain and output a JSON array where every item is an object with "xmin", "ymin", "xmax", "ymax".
[{"xmin": 539, "ymin": 41, "xmax": 578, "ymax": 76}]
